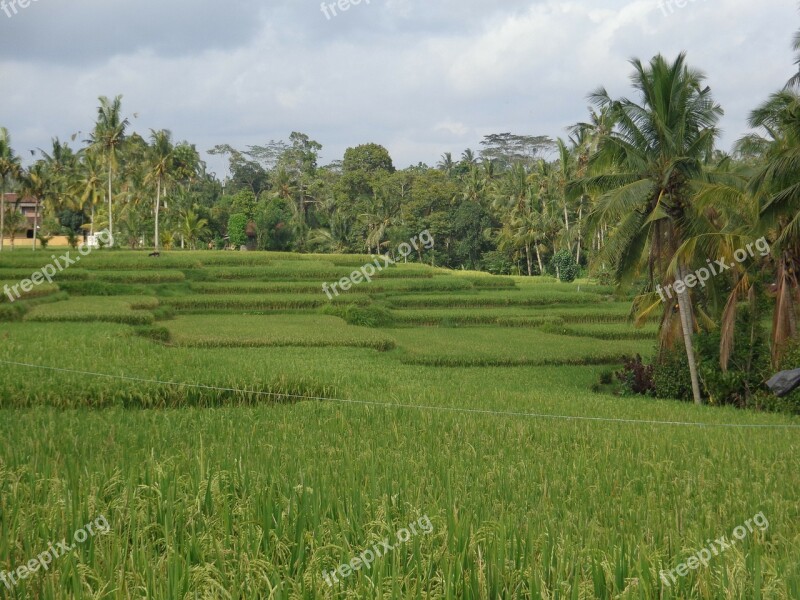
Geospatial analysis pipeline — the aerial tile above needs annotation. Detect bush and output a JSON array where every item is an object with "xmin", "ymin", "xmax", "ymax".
[
  {"xmin": 227, "ymin": 214, "xmax": 249, "ymax": 248},
  {"xmin": 481, "ymin": 250, "xmax": 514, "ymax": 275},
  {"xmin": 692, "ymin": 306, "xmax": 770, "ymax": 407},
  {"xmin": 653, "ymin": 348, "xmax": 693, "ymax": 401},
  {"xmin": 754, "ymin": 339, "xmax": 800, "ymax": 414},
  {"xmin": 616, "ymin": 355, "xmax": 654, "ymax": 395},
  {"xmin": 549, "ymin": 250, "xmax": 579, "ymax": 283}
]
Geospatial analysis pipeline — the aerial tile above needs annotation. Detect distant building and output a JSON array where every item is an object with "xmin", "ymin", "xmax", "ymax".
[{"xmin": 1, "ymin": 193, "xmax": 39, "ymax": 239}]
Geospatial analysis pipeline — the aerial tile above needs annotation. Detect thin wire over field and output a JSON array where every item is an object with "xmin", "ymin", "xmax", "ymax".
[{"xmin": 1, "ymin": 358, "xmax": 799, "ymax": 430}]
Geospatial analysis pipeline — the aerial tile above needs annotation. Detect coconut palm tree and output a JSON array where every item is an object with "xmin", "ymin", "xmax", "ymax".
[
  {"xmin": 40, "ymin": 138, "xmax": 78, "ymax": 216},
  {"xmin": 179, "ymin": 209, "xmax": 210, "ymax": 249},
  {"xmin": 787, "ymin": 26, "xmax": 800, "ymax": 89},
  {"xmin": 0, "ymin": 128, "xmax": 22, "ymax": 252},
  {"xmin": 74, "ymin": 152, "xmax": 104, "ymax": 236},
  {"xmin": 741, "ymin": 90, "xmax": 800, "ymax": 365},
  {"xmin": 146, "ymin": 129, "xmax": 174, "ymax": 253},
  {"xmin": 90, "ymin": 95, "xmax": 129, "ymax": 246},
  {"xmin": 436, "ymin": 153, "xmax": 456, "ymax": 177},
  {"xmin": 581, "ymin": 53, "xmax": 723, "ymax": 405}
]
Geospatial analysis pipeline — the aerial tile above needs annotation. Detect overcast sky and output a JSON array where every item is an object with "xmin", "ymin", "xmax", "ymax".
[{"xmin": 0, "ymin": 0, "xmax": 796, "ymax": 177}]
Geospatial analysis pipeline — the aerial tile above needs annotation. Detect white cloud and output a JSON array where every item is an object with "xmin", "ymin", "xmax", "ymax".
[{"xmin": 0, "ymin": 0, "xmax": 795, "ymax": 172}]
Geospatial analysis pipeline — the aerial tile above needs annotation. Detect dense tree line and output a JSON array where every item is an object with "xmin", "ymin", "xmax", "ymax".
[{"xmin": 2, "ymin": 28, "xmax": 800, "ymax": 407}]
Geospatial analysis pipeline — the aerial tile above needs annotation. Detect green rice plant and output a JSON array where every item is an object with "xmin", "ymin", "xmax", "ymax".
[
  {"xmin": 540, "ymin": 321, "xmax": 660, "ymax": 340},
  {"xmin": 388, "ymin": 290, "xmax": 601, "ymax": 308},
  {"xmin": 321, "ymin": 304, "xmax": 396, "ymax": 327},
  {"xmin": 24, "ymin": 296, "xmax": 157, "ymax": 325},
  {"xmin": 162, "ymin": 293, "xmax": 372, "ymax": 311},
  {"xmin": 56, "ymin": 281, "xmax": 156, "ymax": 296},
  {"xmin": 191, "ymin": 277, "xmax": 474, "ymax": 295},
  {"xmin": 389, "ymin": 327, "xmax": 654, "ymax": 367},
  {"xmin": 204, "ymin": 264, "xmax": 351, "ymax": 281},
  {"xmin": 0, "ymin": 251, "xmax": 798, "ymax": 599},
  {"xmin": 0, "ymin": 281, "xmax": 60, "ymax": 303},
  {"xmin": 0, "ymin": 267, "xmax": 92, "ymax": 281},
  {"xmin": 133, "ymin": 325, "xmax": 172, "ymax": 342},
  {"xmin": 166, "ymin": 314, "xmax": 395, "ymax": 351},
  {"xmin": 513, "ymin": 279, "xmax": 616, "ymax": 296},
  {"xmin": 87, "ymin": 270, "xmax": 186, "ymax": 283},
  {"xmin": 459, "ymin": 275, "xmax": 518, "ymax": 288},
  {"xmin": 392, "ymin": 308, "xmax": 564, "ymax": 327}
]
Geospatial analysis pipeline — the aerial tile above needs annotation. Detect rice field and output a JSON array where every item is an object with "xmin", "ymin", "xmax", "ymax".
[{"xmin": 0, "ymin": 250, "xmax": 798, "ymax": 599}]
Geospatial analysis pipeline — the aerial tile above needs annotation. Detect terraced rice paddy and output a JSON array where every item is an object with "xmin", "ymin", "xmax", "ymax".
[{"xmin": 0, "ymin": 250, "xmax": 798, "ymax": 599}]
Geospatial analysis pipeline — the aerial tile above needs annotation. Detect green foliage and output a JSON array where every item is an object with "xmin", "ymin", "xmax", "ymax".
[
  {"xmin": 549, "ymin": 249, "xmax": 579, "ymax": 282},
  {"xmin": 342, "ymin": 143, "xmax": 395, "ymax": 174},
  {"xmin": 615, "ymin": 354, "xmax": 655, "ymax": 395},
  {"xmin": 255, "ymin": 196, "xmax": 293, "ymax": 251},
  {"xmin": 696, "ymin": 310, "xmax": 771, "ymax": 407},
  {"xmin": 653, "ymin": 348, "xmax": 694, "ymax": 401},
  {"xmin": 481, "ymin": 250, "xmax": 514, "ymax": 275},
  {"xmin": 227, "ymin": 213, "xmax": 249, "ymax": 248}
]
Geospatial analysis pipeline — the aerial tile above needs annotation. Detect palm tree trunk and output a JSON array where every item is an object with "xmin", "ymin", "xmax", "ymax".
[
  {"xmin": 0, "ymin": 183, "xmax": 5, "ymax": 252},
  {"xmin": 535, "ymin": 244, "xmax": 544, "ymax": 275},
  {"xmin": 90, "ymin": 203, "xmax": 95, "ymax": 236},
  {"xmin": 676, "ymin": 263, "xmax": 703, "ymax": 405},
  {"xmin": 107, "ymin": 166, "xmax": 113, "ymax": 246},
  {"xmin": 575, "ymin": 203, "xmax": 583, "ymax": 264},
  {"xmin": 32, "ymin": 199, "xmax": 38, "ymax": 251},
  {"xmin": 154, "ymin": 177, "xmax": 161, "ymax": 253},
  {"xmin": 525, "ymin": 243, "xmax": 533, "ymax": 276}
]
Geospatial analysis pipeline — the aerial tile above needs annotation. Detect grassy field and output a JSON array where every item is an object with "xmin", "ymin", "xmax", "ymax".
[{"xmin": 0, "ymin": 250, "xmax": 798, "ymax": 599}]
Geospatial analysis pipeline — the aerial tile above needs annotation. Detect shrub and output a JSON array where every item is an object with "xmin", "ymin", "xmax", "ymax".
[
  {"xmin": 615, "ymin": 355, "xmax": 654, "ymax": 395},
  {"xmin": 549, "ymin": 250, "xmax": 579, "ymax": 283},
  {"xmin": 481, "ymin": 250, "xmax": 514, "ymax": 275},
  {"xmin": 653, "ymin": 348, "xmax": 693, "ymax": 401},
  {"xmin": 696, "ymin": 324, "xmax": 771, "ymax": 408},
  {"xmin": 227, "ymin": 214, "xmax": 249, "ymax": 248},
  {"xmin": 755, "ymin": 339, "xmax": 800, "ymax": 414}
]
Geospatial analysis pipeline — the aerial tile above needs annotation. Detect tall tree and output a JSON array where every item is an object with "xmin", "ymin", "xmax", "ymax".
[
  {"xmin": 583, "ymin": 53, "xmax": 723, "ymax": 405},
  {"xmin": 74, "ymin": 152, "xmax": 104, "ymax": 235},
  {"xmin": 742, "ymin": 90, "xmax": 800, "ymax": 364},
  {"xmin": 787, "ymin": 25, "xmax": 800, "ymax": 89},
  {"xmin": 146, "ymin": 129, "xmax": 174, "ymax": 252},
  {"xmin": 90, "ymin": 95, "xmax": 129, "ymax": 246},
  {"xmin": 0, "ymin": 128, "xmax": 21, "ymax": 252}
]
